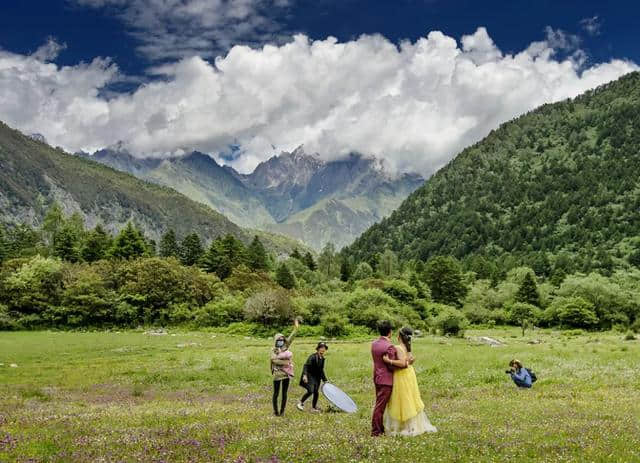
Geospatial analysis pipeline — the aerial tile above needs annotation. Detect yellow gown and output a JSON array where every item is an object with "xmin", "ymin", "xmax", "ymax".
[{"xmin": 383, "ymin": 344, "xmax": 437, "ymax": 436}]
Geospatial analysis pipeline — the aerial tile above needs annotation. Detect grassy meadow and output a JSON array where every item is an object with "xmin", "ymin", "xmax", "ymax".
[{"xmin": 1, "ymin": 328, "xmax": 640, "ymax": 462}]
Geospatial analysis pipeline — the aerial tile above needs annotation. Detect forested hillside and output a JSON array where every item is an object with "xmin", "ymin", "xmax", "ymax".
[
  {"xmin": 345, "ymin": 71, "xmax": 640, "ymax": 276},
  {"xmin": 0, "ymin": 122, "xmax": 302, "ymax": 254}
]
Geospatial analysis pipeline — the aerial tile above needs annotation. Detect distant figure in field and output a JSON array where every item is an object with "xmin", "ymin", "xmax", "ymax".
[
  {"xmin": 506, "ymin": 359, "xmax": 536, "ymax": 388},
  {"xmin": 382, "ymin": 327, "xmax": 437, "ymax": 436},
  {"xmin": 371, "ymin": 320, "xmax": 413, "ymax": 437},
  {"xmin": 297, "ymin": 341, "xmax": 329, "ymax": 412},
  {"xmin": 270, "ymin": 319, "xmax": 299, "ymax": 416}
]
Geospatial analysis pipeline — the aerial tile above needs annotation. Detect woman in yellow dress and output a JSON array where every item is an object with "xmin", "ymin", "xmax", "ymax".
[{"xmin": 383, "ymin": 326, "xmax": 437, "ymax": 436}]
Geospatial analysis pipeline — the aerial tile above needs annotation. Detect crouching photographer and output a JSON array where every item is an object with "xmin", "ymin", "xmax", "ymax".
[{"xmin": 506, "ymin": 359, "xmax": 536, "ymax": 388}]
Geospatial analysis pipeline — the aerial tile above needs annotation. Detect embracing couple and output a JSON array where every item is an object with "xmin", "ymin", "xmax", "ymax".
[{"xmin": 371, "ymin": 320, "xmax": 437, "ymax": 437}]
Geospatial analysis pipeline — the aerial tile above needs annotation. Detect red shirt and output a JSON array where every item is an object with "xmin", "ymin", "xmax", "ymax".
[{"xmin": 371, "ymin": 336, "xmax": 398, "ymax": 386}]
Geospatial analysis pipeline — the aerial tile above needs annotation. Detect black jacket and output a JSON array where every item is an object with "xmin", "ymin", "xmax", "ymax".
[{"xmin": 300, "ymin": 353, "xmax": 327, "ymax": 389}]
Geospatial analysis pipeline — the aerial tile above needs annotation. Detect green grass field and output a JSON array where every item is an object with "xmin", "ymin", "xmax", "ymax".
[{"xmin": 1, "ymin": 328, "xmax": 639, "ymax": 462}]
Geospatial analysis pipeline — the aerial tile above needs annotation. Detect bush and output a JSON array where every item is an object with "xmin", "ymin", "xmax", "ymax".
[
  {"xmin": 352, "ymin": 262, "xmax": 373, "ymax": 280},
  {"xmin": 434, "ymin": 307, "xmax": 468, "ymax": 337},
  {"xmin": 382, "ymin": 279, "xmax": 418, "ymax": 304},
  {"xmin": 2, "ymin": 256, "xmax": 64, "ymax": 317},
  {"xmin": 293, "ymin": 295, "xmax": 339, "ymax": 325},
  {"xmin": 556, "ymin": 297, "xmax": 599, "ymax": 329},
  {"xmin": 0, "ymin": 304, "xmax": 19, "ymax": 330},
  {"xmin": 351, "ymin": 306, "xmax": 395, "ymax": 330},
  {"xmin": 321, "ymin": 312, "xmax": 350, "ymax": 337},
  {"xmin": 193, "ymin": 295, "xmax": 245, "ymax": 327},
  {"xmin": 243, "ymin": 289, "xmax": 295, "ymax": 327},
  {"xmin": 463, "ymin": 306, "xmax": 493, "ymax": 325},
  {"xmin": 489, "ymin": 309, "xmax": 510, "ymax": 325},
  {"xmin": 119, "ymin": 257, "xmax": 219, "ymax": 314},
  {"xmin": 224, "ymin": 265, "xmax": 275, "ymax": 292},
  {"xmin": 624, "ymin": 331, "xmax": 637, "ymax": 341},
  {"xmin": 59, "ymin": 264, "xmax": 118, "ymax": 327},
  {"xmin": 345, "ymin": 288, "xmax": 397, "ymax": 314}
]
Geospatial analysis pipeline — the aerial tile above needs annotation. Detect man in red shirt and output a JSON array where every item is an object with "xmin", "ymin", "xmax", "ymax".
[{"xmin": 371, "ymin": 319, "xmax": 412, "ymax": 436}]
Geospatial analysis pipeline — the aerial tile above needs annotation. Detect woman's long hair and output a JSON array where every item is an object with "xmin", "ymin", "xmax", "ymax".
[{"xmin": 399, "ymin": 326, "xmax": 414, "ymax": 353}]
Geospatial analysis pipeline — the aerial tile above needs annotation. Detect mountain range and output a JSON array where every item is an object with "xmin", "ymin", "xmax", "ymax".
[
  {"xmin": 0, "ymin": 121, "xmax": 305, "ymax": 255},
  {"xmin": 79, "ymin": 146, "xmax": 424, "ymax": 250},
  {"xmin": 344, "ymin": 71, "xmax": 640, "ymax": 273}
]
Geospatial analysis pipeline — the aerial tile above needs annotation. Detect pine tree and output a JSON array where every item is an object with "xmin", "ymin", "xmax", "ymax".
[
  {"xmin": 201, "ymin": 235, "xmax": 246, "ymax": 279},
  {"xmin": 201, "ymin": 238, "xmax": 233, "ymax": 280},
  {"xmin": 290, "ymin": 248, "xmax": 302, "ymax": 260},
  {"xmin": 516, "ymin": 272, "xmax": 540, "ymax": 307},
  {"xmin": 220, "ymin": 234, "xmax": 247, "ymax": 268},
  {"xmin": 276, "ymin": 262, "xmax": 296, "ymax": 289},
  {"xmin": 110, "ymin": 222, "xmax": 147, "ymax": 259},
  {"xmin": 318, "ymin": 243, "xmax": 336, "ymax": 277},
  {"xmin": 340, "ymin": 259, "xmax": 351, "ymax": 282},
  {"xmin": 303, "ymin": 251, "xmax": 317, "ymax": 271},
  {"xmin": 81, "ymin": 224, "xmax": 111, "ymax": 262},
  {"xmin": 159, "ymin": 229, "xmax": 180, "ymax": 258},
  {"xmin": 247, "ymin": 235, "xmax": 268, "ymax": 271},
  {"xmin": 424, "ymin": 256, "xmax": 468, "ymax": 307},
  {"xmin": 0, "ymin": 224, "xmax": 8, "ymax": 264},
  {"xmin": 42, "ymin": 202, "xmax": 64, "ymax": 246},
  {"xmin": 53, "ymin": 223, "xmax": 80, "ymax": 262},
  {"xmin": 379, "ymin": 249, "xmax": 398, "ymax": 277},
  {"xmin": 180, "ymin": 233, "xmax": 204, "ymax": 266}
]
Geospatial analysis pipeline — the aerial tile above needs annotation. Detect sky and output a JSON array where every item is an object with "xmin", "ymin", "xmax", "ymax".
[{"xmin": 0, "ymin": 0, "xmax": 639, "ymax": 174}]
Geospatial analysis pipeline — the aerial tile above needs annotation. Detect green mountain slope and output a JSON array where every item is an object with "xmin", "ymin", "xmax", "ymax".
[
  {"xmin": 344, "ymin": 72, "xmax": 640, "ymax": 270},
  {"xmin": 0, "ymin": 121, "xmax": 303, "ymax": 253}
]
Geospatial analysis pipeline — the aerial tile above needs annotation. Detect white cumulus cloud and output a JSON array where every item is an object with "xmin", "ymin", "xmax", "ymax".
[{"xmin": 0, "ymin": 28, "xmax": 637, "ymax": 175}]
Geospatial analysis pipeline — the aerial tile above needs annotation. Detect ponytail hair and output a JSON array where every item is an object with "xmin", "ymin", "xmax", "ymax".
[{"xmin": 399, "ymin": 326, "xmax": 414, "ymax": 353}]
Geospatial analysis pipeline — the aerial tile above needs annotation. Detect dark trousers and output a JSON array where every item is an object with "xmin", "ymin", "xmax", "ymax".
[
  {"xmin": 273, "ymin": 378, "xmax": 290, "ymax": 415},
  {"xmin": 512, "ymin": 377, "xmax": 532, "ymax": 388},
  {"xmin": 300, "ymin": 383, "xmax": 320, "ymax": 408},
  {"xmin": 371, "ymin": 384, "xmax": 392, "ymax": 436}
]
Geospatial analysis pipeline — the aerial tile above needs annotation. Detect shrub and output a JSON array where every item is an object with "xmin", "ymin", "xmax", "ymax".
[
  {"xmin": 489, "ymin": 309, "xmax": 510, "ymax": 325},
  {"xmin": 352, "ymin": 262, "xmax": 373, "ymax": 280},
  {"xmin": 0, "ymin": 304, "xmax": 19, "ymax": 330},
  {"xmin": 463, "ymin": 306, "xmax": 493, "ymax": 325},
  {"xmin": 117, "ymin": 258, "xmax": 219, "ymax": 324},
  {"xmin": 434, "ymin": 307, "xmax": 468, "ymax": 337},
  {"xmin": 59, "ymin": 264, "xmax": 118, "ymax": 327},
  {"xmin": 243, "ymin": 289, "xmax": 295, "ymax": 327},
  {"xmin": 556, "ymin": 297, "xmax": 599, "ymax": 329},
  {"xmin": 351, "ymin": 306, "xmax": 395, "ymax": 330},
  {"xmin": 193, "ymin": 295, "xmax": 245, "ymax": 327},
  {"xmin": 293, "ymin": 295, "xmax": 339, "ymax": 325},
  {"xmin": 382, "ymin": 279, "xmax": 418, "ymax": 304},
  {"xmin": 321, "ymin": 312, "xmax": 350, "ymax": 337},
  {"xmin": 224, "ymin": 265, "xmax": 275, "ymax": 292},
  {"xmin": 344, "ymin": 288, "xmax": 397, "ymax": 316},
  {"xmin": 2, "ymin": 256, "xmax": 64, "ymax": 316}
]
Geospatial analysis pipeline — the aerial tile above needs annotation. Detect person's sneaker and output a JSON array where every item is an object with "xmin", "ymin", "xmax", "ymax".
[
  {"xmin": 311, "ymin": 407, "xmax": 321, "ymax": 413},
  {"xmin": 296, "ymin": 402, "xmax": 304, "ymax": 411}
]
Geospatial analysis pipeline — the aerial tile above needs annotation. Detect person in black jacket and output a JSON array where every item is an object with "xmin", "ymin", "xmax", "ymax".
[{"xmin": 297, "ymin": 342, "xmax": 328, "ymax": 412}]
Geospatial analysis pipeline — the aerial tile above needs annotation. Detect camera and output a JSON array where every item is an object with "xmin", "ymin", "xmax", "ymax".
[{"xmin": 505, "ymin": 370, "xmax": 512, "ymax": 374}]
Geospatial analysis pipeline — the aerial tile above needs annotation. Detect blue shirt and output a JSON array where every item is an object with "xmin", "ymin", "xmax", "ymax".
[{"xmin": 511, "ymin": 367, "xmax": 532, "ymax": 388}]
